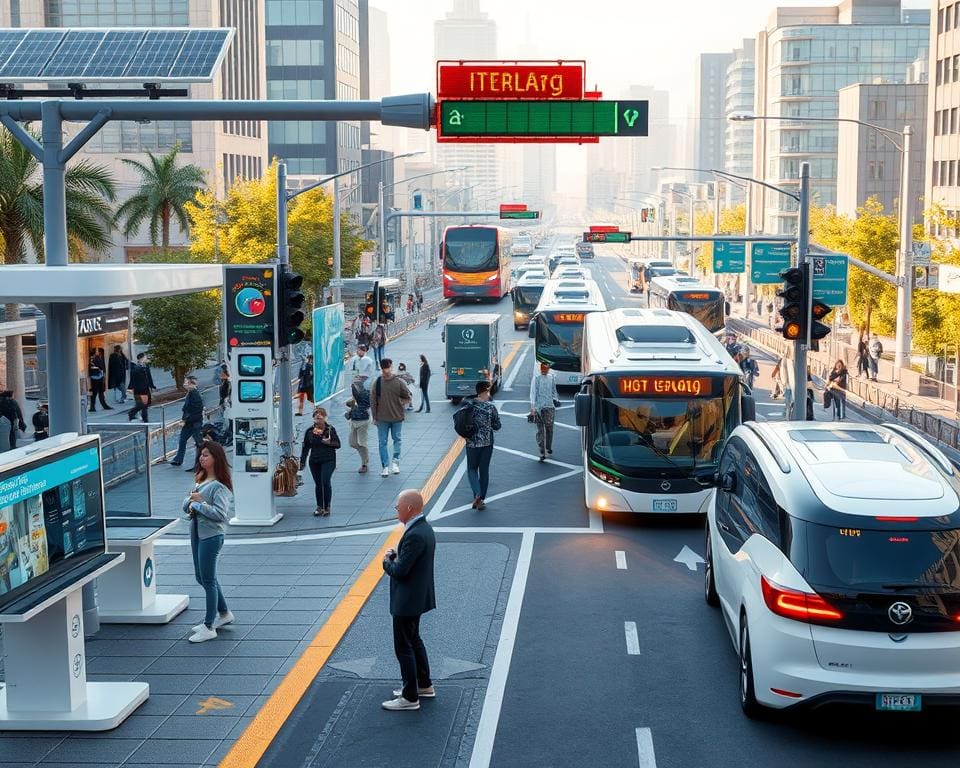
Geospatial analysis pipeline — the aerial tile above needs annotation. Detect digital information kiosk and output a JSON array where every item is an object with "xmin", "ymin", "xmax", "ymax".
[
  {"xmin": 0, "ymin": 434, "xmax": 148, "ymax": 730},
  {"xmin": 224, "ymin": 264, "xmax": 281, "ymax": 526}
]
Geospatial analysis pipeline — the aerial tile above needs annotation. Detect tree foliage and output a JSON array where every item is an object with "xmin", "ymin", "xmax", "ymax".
[
  {"xmin": 913, "ymin": 205, "xmax": 960, "ymax": 355},
  {"xmin": 186, "ymin": 161, "xmax": 372, "ymax": 306}
]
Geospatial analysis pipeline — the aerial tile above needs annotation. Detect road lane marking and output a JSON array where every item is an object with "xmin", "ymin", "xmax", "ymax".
[
  {"xmin": 636, "ymin": 727, "xmax": 658, "ymax": 768},
  {"xmin": 503, "ymin": 343, "xmax": 530, "ymax": 391},
  {"xmin": 615, "ymin": 550, "xmax": 627, "ymax": 570},
  {"xmin": 498, "ymin": 410, "xmax": 579, "ymax": 431},
  {"xmin": 624, "ymin": 621, "xmax": 640, "ymax": 655},
  {"xmin": 500, "ymin": 340, "xmax": 524, "ymax": 375},
  {"xmin": 218, "ymin": 435, "xmax": 464, "ymax": 768},
  {"xmin": 469, "ymin": 531, "xmax": 535, "ymax": 768},
  {"xmin": 493, "ymin": 444, "xmax": 581, "ymax": 470},
  {"xmin": 673, "ymin": 545, "xmax": 705, "ymax": 571},
  {"xmin": 431, "ymin": 469, "xmax": 583, "ymax": 522}
]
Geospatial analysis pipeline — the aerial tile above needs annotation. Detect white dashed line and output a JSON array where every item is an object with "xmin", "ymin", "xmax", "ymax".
[
  {"xmin": 624, "ymin": 621, "xmax": 640, "ymax": 655},
  {"xmin": 615, "ymin": 550, "xmax": 627, "ymax": 570},
  {"xmin": 636, "ymin": 728, "xmax": 658, "ymax": 767}
]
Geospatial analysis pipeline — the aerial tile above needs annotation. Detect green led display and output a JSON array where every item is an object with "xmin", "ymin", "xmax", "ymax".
[
  {"xmin": 440, "ymin": 100, "xmax": 648, "ymax": 138},
  {"xmin": 501, "ymin": 210, "xmax": 540, "ymax": 219}
]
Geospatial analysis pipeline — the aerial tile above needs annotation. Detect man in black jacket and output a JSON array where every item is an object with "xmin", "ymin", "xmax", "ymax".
[
  {"xmin": 170, "ymin": 375, "xmax": 204, "ymax": 469},
  {"xmin": 0, "ymin": 390, "xmax": 25, "ymax": 449},
  {"xmin": 382, "ymin": 489, "xmax": 436, "ymax": 711},
  {"xmin": 127, "ymin": 353, "xmax": 156, "ymax": 423}
]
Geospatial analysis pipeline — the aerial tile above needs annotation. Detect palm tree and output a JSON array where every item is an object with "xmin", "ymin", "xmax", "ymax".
[
  {"xmin": 115, "ymin": 144, "xmax": 206, "ymax": 251},
  {"xmin": 0, "ymin": 128, "xmax": 116, "ymax": 405}
]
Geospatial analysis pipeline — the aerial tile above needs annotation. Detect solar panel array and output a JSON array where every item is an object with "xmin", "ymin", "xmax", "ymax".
[{"xmin": 0, "ymin": 28, "xmax": 233, "ymax": 82}]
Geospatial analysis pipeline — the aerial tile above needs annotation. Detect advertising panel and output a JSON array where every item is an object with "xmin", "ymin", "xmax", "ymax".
[
  {"xmin": 0, "ymin": 438, "xmax": 105, "ymax": 611},
  {"xmin": 224, "ymin": 265, "xmax": 275, "ymax": 348},
  {"xmin": 312, "ymin": 303, "xmax": 345, "ymax": 404}
]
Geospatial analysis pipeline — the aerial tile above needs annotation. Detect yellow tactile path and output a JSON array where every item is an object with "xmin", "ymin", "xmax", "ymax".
[{"xmin": 218, "ymin": 435, "xmax": 465, "ymax": 768}]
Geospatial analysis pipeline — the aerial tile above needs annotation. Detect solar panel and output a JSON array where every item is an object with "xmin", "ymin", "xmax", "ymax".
[{"xmin": 0, "ymin": 27, "xmax": 233, "ymax": 82}]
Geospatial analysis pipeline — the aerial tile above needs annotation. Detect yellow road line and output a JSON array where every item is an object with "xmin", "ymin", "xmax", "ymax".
[
  {"xmin": 219, "ymin": 436, "xmax": 465, "ymax": 768},
  {"xmin": 501, "ymin": 340, "xmax": 523, "ymax": 372}
]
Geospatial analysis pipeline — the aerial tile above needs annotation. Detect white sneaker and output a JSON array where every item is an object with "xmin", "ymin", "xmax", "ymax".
[
  {"xmin": 391, "ymin": 460, "xmax": 400, "ymax": 474},
  {"xmin": 188, "ymin": 625, "xmax": 217, "ymax": 643},
  {"xmin": 381, "ymin": 466, "xmax": 389, "ymax": 477},
  {"xmin": 381, "ymin": 695, "xmax": 420, "ymax": 711},
  {"xmin": 393, "ymin": 685, "xmax": 435, "ymax": 698},
  {"xmin": 192, "ymin": 610, "xmax": 234, "ymax": 634}
]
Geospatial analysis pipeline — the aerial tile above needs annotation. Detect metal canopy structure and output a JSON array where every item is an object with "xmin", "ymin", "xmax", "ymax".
[{"xmin": 0, "ymin": 27, "xmax": 233, "ymax": 82}]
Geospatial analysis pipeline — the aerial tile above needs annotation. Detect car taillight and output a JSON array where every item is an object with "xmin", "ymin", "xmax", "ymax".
[
  {"xmin": 760, "ymin": 576, "xmax": 843, "ymax": 624},
  {"xmin": 875, "ymin": 516, "xmax": 919, "ymax": 522}
]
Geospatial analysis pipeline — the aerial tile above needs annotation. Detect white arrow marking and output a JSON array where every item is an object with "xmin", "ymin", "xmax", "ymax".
[{"xmin": 673, "ymin": 545, "xmax": 705, "ymax": 572}]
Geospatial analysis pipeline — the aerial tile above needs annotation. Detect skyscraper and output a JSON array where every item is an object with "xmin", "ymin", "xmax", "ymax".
[
  {"xmin": 723, "ymin": 40, "xmax": 755, "ymax": 204},
  {"xmin": 926, "ymin": 1, "xmax": 960, "ymax": 235},
  {"xmin": 434, "ymin": 0, "xmax": 499, "ymax": 206},
  {"xmin": 695, "ymin": 52, "xmax": 735, "ymax": 172},
  {"xmin": 521, "ymin": 145, "xmax": 557, "ymax": 211}
]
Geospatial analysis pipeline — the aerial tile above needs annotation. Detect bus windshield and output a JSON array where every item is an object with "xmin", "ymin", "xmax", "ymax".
[
  {"xmin": 668, "ymin": 293, "xmax": 725, "ymax": 333},
  {"xmin": 535, "ymin": 312, "xmax": 585, "ymax": 371},
  {"xmin": 589, "ymin": 374, "xmax": 738, "ymax": 475},
  {"xmin": 444, "ymin": 228, "xmax": 499, "ymax": 273}
]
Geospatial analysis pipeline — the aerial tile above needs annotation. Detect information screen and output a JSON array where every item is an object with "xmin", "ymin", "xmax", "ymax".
[
  {"xmin": 238, "ymin": 380, "xmax": 266, "ymax": 403},
  {"xmin": 238, "ymin": 354, "xmax": 265, "ymax": 377},
  {"xmin": 0, "ymin": 439, "xmax": 106, "ymax": 611}
]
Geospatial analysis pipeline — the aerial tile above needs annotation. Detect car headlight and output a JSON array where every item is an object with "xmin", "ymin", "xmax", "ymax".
[{"xmin": 484, "ymin": 274, "xmax": 499, "ymax": 282}]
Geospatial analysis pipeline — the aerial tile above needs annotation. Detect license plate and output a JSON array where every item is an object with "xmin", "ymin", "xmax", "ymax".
[
  {"xmin": 565, "ymin": 374, "xmax": 581, "ymax": 385},
  {"xmin": 653, "ymin": 499, "xmax": 678, "ymax": 512},
  {"xmin": 876, "ymin": 693, "xmax": 921, "ymax": 712}
]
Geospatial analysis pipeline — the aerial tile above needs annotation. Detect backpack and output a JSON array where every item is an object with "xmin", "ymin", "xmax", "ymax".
[{"xmin": 453, "ymin": 400, "xmax": 477, "ymax": 439}]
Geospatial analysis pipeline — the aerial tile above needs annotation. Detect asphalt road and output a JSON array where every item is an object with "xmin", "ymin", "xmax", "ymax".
[{"xmin": 255, "ymin": 238, "xmax": 960, "ymax": 768}]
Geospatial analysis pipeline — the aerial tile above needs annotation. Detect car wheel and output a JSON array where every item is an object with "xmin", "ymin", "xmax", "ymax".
[
  {"xmin": 704, "ymin": 528, "xmax": 719, "ymax": 607},
  {"xmin": 451, "ymin": 396, "xmax": 462, "ymax": 405},
  {"xmin": 739, "ymin": 613, "xmax": 763, "ymax": 719}
]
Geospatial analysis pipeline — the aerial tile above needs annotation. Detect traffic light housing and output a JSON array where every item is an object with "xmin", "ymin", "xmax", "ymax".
[
  {"xmin": 776, "ymin": 266, "xmax": 806, "ymax": 342},
  {"xmin": 277, "ymin": 265, "xmax": 305, "ymax": 347},
  {"xmin": 378, "ymin": 286, "xmax": 393, "ymax": 322},
  {"xmin": 364, "ymin": 281, "xmax": 378, "ymax": 320},
  {"xmin": 640, "ymin": 208, "xmax": 648, "ymax": 223},
  {"xmin": 809, "ymin": 299, "xmax": 832, "ymax": 352}
]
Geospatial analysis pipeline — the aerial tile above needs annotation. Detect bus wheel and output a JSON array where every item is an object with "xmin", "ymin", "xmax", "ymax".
[{"xmin": 451, "ymin": 396, "xmax": 462, "ymax": 405}]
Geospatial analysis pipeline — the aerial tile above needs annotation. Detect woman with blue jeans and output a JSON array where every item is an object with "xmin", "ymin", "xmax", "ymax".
[{"xmin": 183, "ymin": 441, "xmax": 234, "ymax": 643}]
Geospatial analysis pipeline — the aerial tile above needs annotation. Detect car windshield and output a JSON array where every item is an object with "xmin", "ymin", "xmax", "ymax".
[
  {"xmin": 590, "ymin": 375, "xmax": 737, "ymax": 474},
  {"xmin": 444, "ymin": 229, "xmax": 498, "ymax": 272},
  {"xmin": 514, "ymin": 286, "xmax": 544, "ymax": 308},
  {"xmin": 799, "ymin": 522, "xmax": 960, "ymax": 593}
]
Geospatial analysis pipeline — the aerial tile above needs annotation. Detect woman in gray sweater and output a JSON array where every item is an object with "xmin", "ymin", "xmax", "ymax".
[{"xmin": 183, "ymin": 441, "xmax": 234, "ymax": 643}]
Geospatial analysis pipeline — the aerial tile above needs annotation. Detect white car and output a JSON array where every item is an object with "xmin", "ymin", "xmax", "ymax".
[{"xmin": 705, "ymin": 421, "xmax": 960, "ymax": 717}]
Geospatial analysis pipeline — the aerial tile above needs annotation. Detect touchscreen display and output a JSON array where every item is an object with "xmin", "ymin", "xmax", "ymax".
[
  {"xmin": 238, "ymin": 354, "xmax": 265, "ymax": 377},
  {"xmin": 238, "ymin": 380, "xmax": 266, "ymax": 403},
  {"xmin": 0, "ymin": 440, "xmax": 105, "ymax": 610}
]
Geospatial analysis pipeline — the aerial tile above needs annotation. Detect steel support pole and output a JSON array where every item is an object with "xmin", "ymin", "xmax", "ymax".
[
  {"xmin": 744, "ymin": 183, "xmax": 753, "ymax": 319},
  {"xmin": 688, "ymin": 196, "xmax": 696, "ymax": 277},
  {"xmin": 406, "ymin": 215, "xmax": 415, "ymax": 290},
  {"xmin": 332, "ymin": 180, "xmax": 342, "ymax": 305},
  {"xmin": 894, "ymin": 125, "xmax": 913, "ymax": 375},
  {"xmin": 793, "ymin": 162, "xmax": 811, "ymax": 422},
  {"xmin": 378, "ymin": 180, "xmax": 386, "ymax": 275},
  {"xmin": 276, "ymin": 161, "xmax": 294, "ymax": 458}
]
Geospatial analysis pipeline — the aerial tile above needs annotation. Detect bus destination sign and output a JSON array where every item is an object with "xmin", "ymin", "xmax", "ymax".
[
  {"xmin": 551, "ymin": 312, "xmax": 586, "ymax": 323},
  {"xmin": 437, "ymin": 61, "xmax": 585, "ymax": 100},
  {"xmin": 618, "ymin": 376, "xmax": 714, "ymax": 397}
]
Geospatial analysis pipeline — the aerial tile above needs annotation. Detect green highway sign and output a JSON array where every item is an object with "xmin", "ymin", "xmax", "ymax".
[
  {"xmin": 811, "ymin": 253, "xmax": 848, "ymax": 305},
  {"xmin": 583, "ymin": 231, "xmax": 631, "ymax": 243},
  {"xmin": 752, "ymin": 242, "xmax": 792, "ymax": 284},
  {"xmin": 712, "ymin": 241, "xmax": 746, "ymax": 274},
  {"xmin": 439, "ymin": 99, "xmax": 649, "ymax": 139},
  {"xmin": 500, "ymin": 210, "xmax": 540, "ymax": 220}
]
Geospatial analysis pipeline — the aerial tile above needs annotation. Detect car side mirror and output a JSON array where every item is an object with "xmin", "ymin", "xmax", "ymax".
[
  {"xmin": 574, "ymin": 392, "xmax": 591, "ymax": 426},
  {"xmin": 528, "ymin": 321, "xmax": 536, "ymax": 339},
  {"xmin": 724, "ymin": 300, "xmax": 731, "ymax": 316},
  {"xmin": 720, "ymin": 471, "xmax": 736, "ymax": 493},
  {"xmin": 741, "ymin": 392, "xmax": 756, "ymax": 422}
]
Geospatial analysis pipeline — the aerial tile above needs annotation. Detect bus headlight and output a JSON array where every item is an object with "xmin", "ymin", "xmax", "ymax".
[
  {"xmin": 484, "ymin": 274, "xmax": 499, "ymax": 282},
  {"xmin": 589, "ymin": 465, "xmax": 621, "ymax": 488}
]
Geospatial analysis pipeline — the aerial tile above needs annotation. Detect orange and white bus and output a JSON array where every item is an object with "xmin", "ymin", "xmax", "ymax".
[{"xmin": 441, "ymin": 225, "xmax": 512, "ymax": 300}]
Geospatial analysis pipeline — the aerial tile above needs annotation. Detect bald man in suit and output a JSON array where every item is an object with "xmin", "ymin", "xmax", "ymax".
[{"xmin": 381, "ymin": 489, "xmax": 436, "ymax": 711}]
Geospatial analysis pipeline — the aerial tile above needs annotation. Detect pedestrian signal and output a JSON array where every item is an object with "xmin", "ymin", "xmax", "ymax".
[{"xmin": 277, "ymin": 265, "xmax": 306, "ymax": 347}]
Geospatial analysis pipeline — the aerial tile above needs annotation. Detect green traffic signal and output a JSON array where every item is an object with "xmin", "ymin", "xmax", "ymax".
[{"xmin": 277, "ymin": 266, "xmax": 306, "ymax": 348}]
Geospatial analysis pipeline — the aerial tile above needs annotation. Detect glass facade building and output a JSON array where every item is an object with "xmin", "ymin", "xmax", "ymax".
[{"xmin": 724, "ymin": 40, "xmax": 755, "ymax": 204}]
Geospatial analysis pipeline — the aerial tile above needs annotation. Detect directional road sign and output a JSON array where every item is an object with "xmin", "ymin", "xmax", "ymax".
[
  {"xmin": 752, "ymin": 242, "xmax": 792, "ymax": 284},
  {"xmin": 912, "ymin": 241, "xmax": 932, "ymax": 266},
  {"xmin": 501, "ymin": 210, "xmax": 540, "ymax": 220},
  {"xmin": 811, "ymin": 254, "xmax": 848, "ymax": 305},
  {"xmin": 584, "ymin": 231, "xmax": 631, "ymax": 243},
  {"xmin": 712, "ymin": 241, "xmax": 746, "ymax": 274}
]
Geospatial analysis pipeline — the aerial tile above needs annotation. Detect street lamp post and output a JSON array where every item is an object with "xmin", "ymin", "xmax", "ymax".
[{"xmin": 732, "ymin": 113, "xmax": 913, "ymax": 372}]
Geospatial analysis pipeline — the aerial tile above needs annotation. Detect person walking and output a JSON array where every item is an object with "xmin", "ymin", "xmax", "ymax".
[
  {"xmin": 381, "ymin": 489, "xmax": 436, "ymax": 711},
  {"xmin": 739, "ymin": 346, "xmax": 759, "ymax": 390},
  {"xmin": 184, "ymin": 441, "xmax": 234, "ymax": 643},
  {"xmin": 170, "ymin": 375, "xmax": 204, "ymax": 469},
  {"xmin": 869, "ymin": 334, "xmax": 883, "ymax": 381},
  {"xmin": 372, "ymin": 323, "xmax": 387, "ymax": 366},
  {"xmin": 371, "ymin": 358, "xmax": 412, "ymax": 477},
  {"xmin": 300, "ymin": 407, "xmax": 341, "ymax": 517},
  {"xmin": 87, "ymin": 350, "xmax": 111, "ymax": 412},
  {"xmin": 31, "ymin": 403, "xmax": 49, "ymax": 441},
  {"xmin": 108, "ymin": 344, "xmax": 129, "ymax": 404},
  {"xmin": 296, "ymin": 355, "xmax": 315, "ymax": 416},
  {"xmin": 529, "ymin": 361, "xmax": 559, "ymax": 462},
  {"xmin": 856, "ymin": 334, "xmax": 870, "ymax": 378},
  {"xmin": 464, "ymin": 381, "xmax": 501, "ymax": 510},
  {"xmin": 349, "ymin": 344, "xmax": 376, "ymax": 383},
  {"xmin": 0, "ymin": 390, "xmax": 25, "ymax": 449},
  {"xmin": 127, "ymin": 353, "xmax": 156, "ymax": 423},
  {"xmin": 345, "ymin": 374, "xmax": 371, "ymax": 473},
  {"xmin": 827, "ymin": 359, "xmax": 848, "ymax": 421},
  {"xmin": 0, "ymin": 412, "xmax": 10, "ymax": 453},
  {"xmin": 397, "ymin": 363, "xmax": 416, "ymax": 412},
  {"xmin": 218, "ymin": 367, "xmax": 231, "ymax": 410},
  {"xmin": 416, "ymin": 355, "xmax": 431, "ymax": 413},
  {"xmin": 356, "ymin": 317, "xmax": 372, "ymax": 349}
]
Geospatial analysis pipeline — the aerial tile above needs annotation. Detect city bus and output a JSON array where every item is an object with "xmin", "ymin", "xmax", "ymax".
[
  {"xmin": 575, "ymin": 307, "xmax": 755, "ymax": 514},
  {"xmin": 647, "ymin": 275, "xmax": 727, "ymax": 333},
  {"xmin": 529, "ymin": 279, "xmax": 606, "ymax": 386},
  {"xmin": 441, "ymin": 225, "xmax": 513, "ymax": 300},
  {"xmin": 510, "ymin": 271, "xmax": 547, "ymax": 329}
]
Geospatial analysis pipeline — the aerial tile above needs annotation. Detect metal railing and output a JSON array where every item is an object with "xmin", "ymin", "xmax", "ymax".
[{"xmin": 97, "ymin": 423, "xmax": 153, "ymax": 517}]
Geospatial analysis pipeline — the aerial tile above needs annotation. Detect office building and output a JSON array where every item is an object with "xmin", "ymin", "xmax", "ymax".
[
  {"xmin": 752, "ymin": 0, "xmax": 929, "ymax": 234},
  {"xmin": 723, "ymin": 39, "xmax": 756, "ymax": 204},
  {"xmin": 695, "ymin": 52, "xmax": 735, "ymax": 172},
  {"xmin": 926, "ymin": 0, "xmax": 960, "ymax": 234},
  {"xmin": 837, "ymin": 81, "xmax": 926, "ymax": 221},
  {"xmin": 3, "ymin": 0, "xmax": 268, "ymax": 262},
  {"xmin": 434, "ymin": 0, "xmax": 499, "ymax": 206},
  {"xmin": 521, "ymin": 144, "xmax": 557, "ymax": 211}
]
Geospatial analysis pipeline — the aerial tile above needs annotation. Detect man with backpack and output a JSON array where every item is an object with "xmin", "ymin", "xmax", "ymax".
[
  {"xmin": 454, "ymin": 381, "xmax": 501, "ymax": 510},
  {"xmin": 869, "ymin": 334, "xmax": 883, "ymax": 381},
  {"xmin": 370, "ymin": 358, "xmax": 412, "ymax": 477}
]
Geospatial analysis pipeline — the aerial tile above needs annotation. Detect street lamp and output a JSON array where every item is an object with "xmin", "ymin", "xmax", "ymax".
[{"xmin": 732, "ymin": 113, "xmax": 914, "ymax": 372}]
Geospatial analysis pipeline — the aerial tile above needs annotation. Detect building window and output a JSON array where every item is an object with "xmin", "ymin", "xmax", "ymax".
[
  {"xmin": 949, "ymin": 4, "xmax": 954, "ymax": 31},
  {"xmin": 955, "ymin": 2, "xmax": 960, "ymax": 29},
  {"xmin": 940, "ymin": 7, "xmax": 946, "ymax": 33},
  {"xmin": 954, "ymin": 54, "xmax": 960, "ymax": 83},
  {"xmin": 952, "ymin": 160, "xmax": 958, "ymax": 187},
  {"xmin": 265, "ymin": 0, "xmax": 324, "ymax": 26},
  {"xmin": 868, "ymin": 100, "xmax": 887, "ymax": 120}
]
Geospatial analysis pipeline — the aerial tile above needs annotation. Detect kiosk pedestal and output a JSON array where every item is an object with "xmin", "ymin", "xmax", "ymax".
[
  {"xmin": 0, "ymin": 556, "xmax": 149, "ymax": 730},
  {"xmin": 98, "ymin": 518, "xmax": 189, "ymax": 624}
]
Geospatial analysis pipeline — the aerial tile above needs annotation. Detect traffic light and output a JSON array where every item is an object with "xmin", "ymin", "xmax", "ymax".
[
  {"xmin": 647, "ymin": 207, "xmax": 655, "ymax": 223},
  {"xmin": 364, "ymin": 281, "xmax": 378, "ymax": 320},
  {"xmin": 776, "ymin": 266, "xmax": 806, "ymax": 341},
  {"xmin": 276, "ymin": 265, "xmax": 305, "ymax": 347},
  {"xmin": 809, "ymin": 299, "xmax": 832, "ymax": 352},
  {"xmin": 640, "ymin": 208, "xmax": 648, "ymax": 223},
  {"xmin": 378, "ymin": 285, "xmax": 393, "ymax": 322}
]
